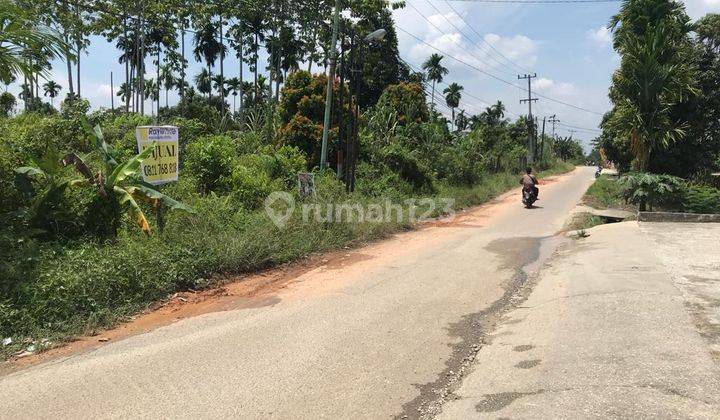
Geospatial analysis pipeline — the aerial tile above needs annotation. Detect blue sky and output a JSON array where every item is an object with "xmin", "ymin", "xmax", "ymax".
[{"xmin": 9, "ymin": 0, "xmax": 720, "ymax": 150}]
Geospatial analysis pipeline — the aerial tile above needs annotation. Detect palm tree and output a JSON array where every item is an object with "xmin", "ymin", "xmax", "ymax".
[
  {"xmin": 193, "ymin": 21, "xmax": 224, "ymax": 102},
  {"xmin": 226, "ymin": 77, "xmax": 241, "ymax": 113},
  {"xmin": 455, "ymin": 109, "xmax": 468, "ymax": 132},
  {"xmin": 606, "ymin": 2, "xmax": 697, "ymax": 170},
  {"xmin": 42, "ymin": 80, "xmax": 61, "ymax": 106},
  {"xmin": 117, "ymin": 82, "xmax": 131, "ymax": 111},
  {"xmin": 244, "ymin": 10, "xmax": 266, "ymax": 102},
  {"xmin": 18, "ymin": 83, "xmax": 31, "ymax": 110},
  {"xmin": 608, "ymin": 0, "xmax": 690, "ymax": 53},
  {"xmin": 443, "ymin": 82, "xmax": 463, "ymax": 129},
  {"xmin": 194, "ymin": 69, "xmax": 212, "ymax": 99},
  {"xmin": 159, "ymin": 64, "xmax": 175, "ymax": 109},
  {"xmin": 610, "ymin": 25, "xmax": 697, "ymax": 170},
  {"xmin": 0, "ymin": 2, "xmax": 65, "ymax": 86},
  {"xmin": 212, "ymin": 74, "xmax": 226, "ymax": 97},
  {"xmin": 144, "ymin": 78, "xmax": 159, "ymax": 116},
  {"xmin": 254, "ymin": 75, "xmax": 270, "ymax": 105},
  {"xmin": 483, "ymin": 100, "xmax": 506, "ymax": 126},
  {"xmin": 421, "ymin": 54, "xmax": 448, "ymax": 111}
]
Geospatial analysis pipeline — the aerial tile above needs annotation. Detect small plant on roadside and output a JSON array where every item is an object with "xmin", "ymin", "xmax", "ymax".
[{"xmin": 618, "ymin": 172, "xmax": 684, "ymax": 211}]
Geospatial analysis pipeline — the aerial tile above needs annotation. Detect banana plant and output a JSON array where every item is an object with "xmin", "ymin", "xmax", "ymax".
[
  {"xmin": 14, "ymin": 149, "xmax": 88, "ymax": 234},
  {"xmin": 16, "ymin": 122, "xmax": 194, "ymax": 235}
]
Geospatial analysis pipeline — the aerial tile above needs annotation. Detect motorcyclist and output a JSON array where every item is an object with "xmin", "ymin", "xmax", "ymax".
[{"xmin": 520, "ymin": 167, "xmax": 539, "ymax": 200}]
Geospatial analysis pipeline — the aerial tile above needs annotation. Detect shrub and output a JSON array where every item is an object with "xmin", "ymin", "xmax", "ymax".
[
  {"xmin": 184, "ymin": 135, "xmax": 236, "ymax": 193},
  {"xmin": 278, "ymin": 114, "xmax": 323, "ymax": 166},
  {"xmin": 681, "ymin": 184, "xmax": 720, "ymax": 214},
  {"xmin": 0, "ymin": 92, "xmax": 17, "ymax": 117},
  {"xmin": 354, "ymin": 161, "xmax": 413, "ymax": 199},
  {"xmin": 381, "ymin": 143, "xmax": 435, "ymax": 193},
  {"xmin": 229, "ymin": 165, "xmax": 276, "ymax": 209},
  {"xmin": 377, "ymin": 83, "xmax": 429, "ymax": 124},
  {"xmin": 100, "ymin": 113, "xmax": 153, "ymax": 159},
  {"xmin": 619, "ymin": 172, "xmax": 685, "ymax": 211},
  {"xmin": 166, "ymin": 117, "xmax": 213, "ymax": 154}
]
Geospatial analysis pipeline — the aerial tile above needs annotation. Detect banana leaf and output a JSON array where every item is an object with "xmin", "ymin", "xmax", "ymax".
[
  {"xmin": 106, "ymin": 143, "xmax": 154, "ymax": 187},
  {"xmin": 127, "ymin": 184, "xmax": 196, "ymax": 214},
  {"xmin": 14, "ymin": 166, "xmax": 45, "ymax": 178},
  {"xmin": 83, "ymin": 121, "xmax": 116, "ymax": 169},
  {"xmin": 113, "ymin": 186, "xmax": 151, "ymax": 234}
]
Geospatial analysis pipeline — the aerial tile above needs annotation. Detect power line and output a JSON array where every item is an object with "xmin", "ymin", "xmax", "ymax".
[
  {"xmin": 419, "ymin": 0, "xmax": 524, "ymax": 76},
  {"xmin": 396, "ymin": 26, "xmax": 606, "ymax": 116},
  {"xmin": 441, "ymin": 0, "xmax": 532, "ymax": 74},
  {"xmin": 406, "ymin": 2, "xmax": 522, "ymax": 79},
  {"xmin": 435, "ymin": 0, "xmax": 621, "ymax": 4},
  {"xmin": 556, "ymin": 122, "xmax": 602, "ymax": 132}
]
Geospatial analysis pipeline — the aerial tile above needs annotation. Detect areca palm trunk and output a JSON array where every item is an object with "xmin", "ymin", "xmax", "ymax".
[
  {"xmin": 181, "ymin": 28, "xmax": 186, "ymax": 102},
  {"xmin": 208, "ymin": 65, "xmax": 212, "ymax": 101},
  {"xmin": 157, "ymin": 46, "xmax": 161, "ymax": 117},
  {"xmin": 65, "ymin": 38, "xmax": 74, "ymax": 97},
  {"xmin": 219, "ymin": 15, "xmax": 225, "ymax": 116},
  {"xmin": 76, "ymin": 41, "xmax": 81, "ymax": 97},
  {"xmin": 254, "ymin": 33, "xmax": 258, "ymax": 103},
  {"xmin": 123, "ymin": 18, "xmax": 129, "ymax": 113},
  {"xmin": 238, "ymin": 31, "xmax": 244, "ymax": 120},
  {"xmin": 431, "ymin": 80, "xmax": 436, "ymax": 110}
]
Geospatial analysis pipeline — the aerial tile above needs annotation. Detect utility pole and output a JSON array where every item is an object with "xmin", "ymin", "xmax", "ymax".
[
  {"xmin": 539, "ymin": 116, "xmax": 546, "ymax": 161},
  {"xmin": 518, "ymin": 73, "xmax": 538, "ymax": 164},
  {"xmin": 548, "ymin": 114, "xmax": 559, "ymax": 139},
  {"xmin": 320, "ymin": 0, "xmax": 343, "ymax": 170},
  {"xmin": 110, "ymin": 71, "xmax": 114, "ymax": 112},
  {"xmin": 568, "ymin": 129, "xmax": 578, "ymax": 140}
]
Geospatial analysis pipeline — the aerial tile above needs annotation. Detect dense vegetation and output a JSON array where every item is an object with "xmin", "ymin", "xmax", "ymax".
[
  {"xmin": 596, "ymin": 1, "xmax": 720, "ymax": 198},
  {"xmin": 0, "ymin": 0, "xmax": 580, "ymax": 354}
]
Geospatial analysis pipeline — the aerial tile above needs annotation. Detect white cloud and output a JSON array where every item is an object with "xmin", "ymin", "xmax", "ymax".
[
  {"xmin": 586, "ymin": 26, "xmax": 612, "ymax": 49},
  {"xmin": 483, "ymin": 34, "xmax": 538, "ymax": 67},
  {"xmin": 682, "ymin": 0, "xmax": 720, "ymax": 20},
  {"xmin": 427, "ymin": 12, "xmax": 461, "ymax": 34},
  {"xmin": 533, "ymin": 78, "xmax": 577, "ymax": 96}
]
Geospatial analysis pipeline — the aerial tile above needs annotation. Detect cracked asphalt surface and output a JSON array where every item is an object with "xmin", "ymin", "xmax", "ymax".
[
  {"xmin": 437, "ymin": 221, "xmax": 720, "ymax": 418},
  {"xmin": 0, "ymin": 168, "xmax": 596, "ymax": 419}
]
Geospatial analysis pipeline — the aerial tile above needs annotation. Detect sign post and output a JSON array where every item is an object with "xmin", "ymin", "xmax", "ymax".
[
  {"xmin": 136, "ymin": 126, "xmax": 179, "ymax": 232},
  {"xmin": 135, "ymin": 126, "xmax": 179, "ymax": 185},
  {"xmin": 297, "ymin": 172, "xmax": 316, "ymax": 200}
]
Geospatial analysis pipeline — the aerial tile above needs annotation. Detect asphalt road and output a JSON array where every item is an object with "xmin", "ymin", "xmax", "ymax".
[
  {"xmin": 0, "ymin": 167, "xmax": 595, "ymax": 419},
  {"xmin": 438, "ymin": 221, "xmax": 720, "ymax": 418}
]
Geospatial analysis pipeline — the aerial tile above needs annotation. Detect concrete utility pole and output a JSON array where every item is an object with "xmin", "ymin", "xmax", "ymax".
[
  {"xmin": 110, "ymin": 72, "xmax": 114, "ymax": 112},
  {"xmin": 518, "ymin": 73, "xmax": 538, "ymax": 164},
  {"xmin": 320, "ymin": 0, "xmax": 343, "ymax": 170},
  {"xmin": 539, "ymin": 116, "xmax": 546, "ymax": 161},
  {"xmin": 549, "ymin": 114, "xmax": 560, "ymax": 139}
]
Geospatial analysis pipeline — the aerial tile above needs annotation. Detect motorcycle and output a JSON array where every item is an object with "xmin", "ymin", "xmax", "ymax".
[
  {"xmin": 522, "ymin": 186, "xmax": 537, "ymax": 208},
  {"xmin": 595, "ymin": 166, "xmax": 602, "ymax": 178}
]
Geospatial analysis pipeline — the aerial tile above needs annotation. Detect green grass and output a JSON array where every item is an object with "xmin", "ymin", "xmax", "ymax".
[
  {"xmin": 537, "ymin": 161, "xmax": 576, "ymax": 178},
  {"xmin": 583, "ymin": 175, "xmax": 626, "ymax": 210},
  {"xmin": 0, "ymin": 163, "xmax": 574, "ymax": 359}
]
